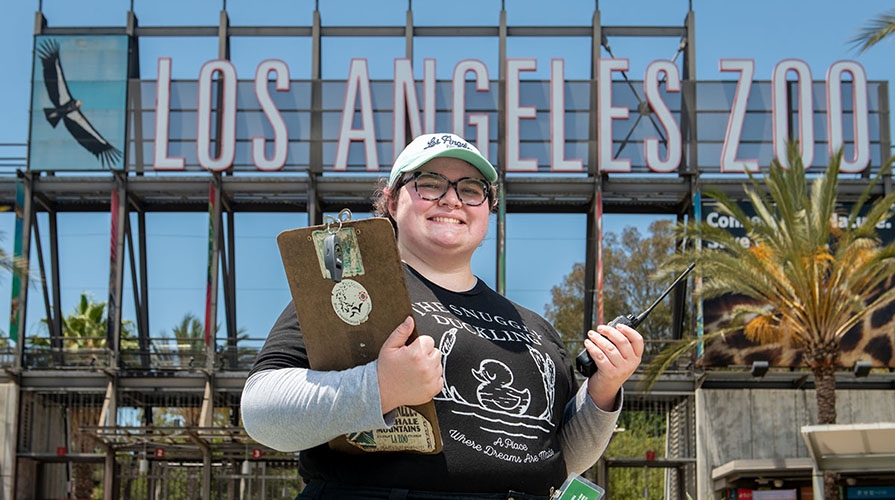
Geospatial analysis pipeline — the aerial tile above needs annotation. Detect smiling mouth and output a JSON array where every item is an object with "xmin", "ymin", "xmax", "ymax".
[{"xmin": 431, "ymin": 216, "xmax": 463, "ymax": 224}]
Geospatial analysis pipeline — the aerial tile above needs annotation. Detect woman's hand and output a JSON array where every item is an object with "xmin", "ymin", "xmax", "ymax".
[
  {"xmin": 582, "ymin": 323, "xmax": 644, "ymax": 411},
  {"xmin": 377, "ymin": 316, "xmax": 443, "ymax": 414}
]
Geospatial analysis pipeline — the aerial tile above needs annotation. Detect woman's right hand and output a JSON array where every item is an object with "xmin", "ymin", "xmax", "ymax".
[{"xmin": 376, "ymin": 316, "xmax": 443, "ymax": 414}]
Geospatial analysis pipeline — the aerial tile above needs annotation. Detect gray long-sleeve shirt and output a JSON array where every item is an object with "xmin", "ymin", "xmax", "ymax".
[{"xmin": 241, "ymin": 362, "xmax": 621, "ymax": 474}]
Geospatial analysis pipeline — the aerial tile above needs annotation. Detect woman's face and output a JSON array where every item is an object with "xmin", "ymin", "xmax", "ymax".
[{"xmin": 388, "ymin": 157, "xmax": 491, "ymax": 264}]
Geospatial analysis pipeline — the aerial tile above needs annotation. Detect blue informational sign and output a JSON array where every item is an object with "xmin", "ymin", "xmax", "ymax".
[
  {"xmin": 847, "ymin": 486, "xmax": 895, "ymax": 499},
  {"xmin": 29, "ymin": 35, "xmax": 128, "ymax": 171}
]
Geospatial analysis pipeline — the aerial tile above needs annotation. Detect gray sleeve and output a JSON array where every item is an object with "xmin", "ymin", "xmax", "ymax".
[
  {"xmin": 558, "ymin": 384, "xmax": 623, "ymax": 474},
  {"xmin": 240, "ymin": 362, "xmax": 394, "ymax": 452}
]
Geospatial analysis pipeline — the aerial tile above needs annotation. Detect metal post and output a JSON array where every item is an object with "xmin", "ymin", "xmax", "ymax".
[
  {"xmin": 48, "ymin": 212, "xmax": 63, "ymax": 359},
  {"xmin": 137, "ymin": 209, "xmax": 149, "ymax": 340},
  {"xmin": 205, "ymin": 177, "xmax": 222, "ymax": 367},
  {"xmin": 405, "ymin": 4, "xmax": 413, "ymax": 60},
  {"xmin": 812, "ymin": 467, "xmax": 824, "ymax": 500},
  {"xmin": 108, "ymin": 174, "xmax": 127, "ymax": 368},
  {"xmin": 309, "ymin": 8, "xmax": 323, "ymax": 225},
  {"xmin": 203, "ymin": 444, "xmax": 212, "ymax": 500},
  {"xmin": 496, "ymin": 7, "xmax": 507, "ymax": 295},
  {"xmin": 682, "ymin": 11, "xmax": 697, "ymax": 172},
  {"xmin": 584, "ymin": 8, "xmax": 603, "ymax": 329},
  {"xmin": 583, "ymin": 202, "xmax": 597, "ymax": 331},
  {"xmin": 226, "ymin": 208, "xmax": 237, "ymax": 370},
  {"xmin": 102, "ymin": 429, "xmax": 118, "ymax": 500}
]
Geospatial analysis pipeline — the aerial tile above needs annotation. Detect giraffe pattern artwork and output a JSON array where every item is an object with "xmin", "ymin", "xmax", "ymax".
[{"xmin": 699, "ymin": 289, "xmax": 895, "ymax": 368}]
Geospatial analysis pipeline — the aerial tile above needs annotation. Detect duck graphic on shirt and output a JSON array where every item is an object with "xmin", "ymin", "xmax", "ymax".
[
  {"xmin": 436, "ymin": 327, "xmax": 557, "ymax": 439},
  {"xmin": 471, "ymin": 360, "xmax": 531, "ymax": 414}
]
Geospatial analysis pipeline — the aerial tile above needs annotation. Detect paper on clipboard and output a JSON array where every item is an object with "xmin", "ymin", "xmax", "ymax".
[{"xmin": 276, "ymin": 214, "xmax": 442, "ymax": 455}]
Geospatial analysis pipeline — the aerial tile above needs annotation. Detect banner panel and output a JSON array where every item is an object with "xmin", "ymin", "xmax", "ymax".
[
  {"xmin": 29, "ymin": 35, "xmax": 128, "ymax": 171},
  {"xmin": 699, "ymin": 198, "xmax": 895, "ymax": 368}
]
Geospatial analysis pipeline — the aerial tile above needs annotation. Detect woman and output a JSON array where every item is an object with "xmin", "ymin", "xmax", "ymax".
[{"xmin": 241, "ymin": 133, "xmax": 643, "ymax": 500}]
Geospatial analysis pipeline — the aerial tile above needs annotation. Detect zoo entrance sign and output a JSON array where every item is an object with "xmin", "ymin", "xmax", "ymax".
[{"xmin": 152, "ymin": 57, "xmax": 876, "ymax": 175}]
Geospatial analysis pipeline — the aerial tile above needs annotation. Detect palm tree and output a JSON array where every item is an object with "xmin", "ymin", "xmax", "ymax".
[
  {"xmin": 153, "ymin": 313, "xmax": 205, "ymax": 368},
  {"xmin": 153, "ymin": 312, "xmax": 254, "ymax": 370},
  {"xmin": 647, "ymin": 144, "xmax": 895, "ymax": 500},
  {"xmin": 34, "ymin": 292, "xmax": 138, "ymax": 362},
  {"xmin": 59, "ymin": 292, "xmax": 108, "ymax": 351},
  {"xmin": 850, "ymin": 9, "xmax": 895, "ymax": 53}
]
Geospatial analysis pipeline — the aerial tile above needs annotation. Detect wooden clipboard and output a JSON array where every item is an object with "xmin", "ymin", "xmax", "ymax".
[{"xmin": 277, "ymin": 214, "xmax": 442, "ymax": 454}]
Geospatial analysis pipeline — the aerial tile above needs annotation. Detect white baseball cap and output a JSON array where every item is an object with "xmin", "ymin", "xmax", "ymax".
[{"xmin": 388, "ymin": 133, "xmax": 497, "ymax": 188}]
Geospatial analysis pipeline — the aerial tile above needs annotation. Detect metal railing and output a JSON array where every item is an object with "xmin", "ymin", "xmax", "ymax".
[
  {"xmin": 3, "ymin": 336, "xmax": 260, "ymax": 371},
  {"xmin": 4, "ymin": 336, "xmax": 688, "ymax": 374}
]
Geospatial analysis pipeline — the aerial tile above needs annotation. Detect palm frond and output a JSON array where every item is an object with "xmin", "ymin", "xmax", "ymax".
[
  {"xmin": 845, "ymin": 155, "xmax": 895, "ymax": 239},
  {"xmin": 744, "ymin": 314, "xmax": 782, "ymax": 346},
  {"xmin": 647, "ymin": 139, "xmax": 895, "ymax": 394},
  {"xmin": 850, "ymin": 10, "xmax": 895, "ymax": 54},
  {"xmin": 640, "ymin": 329, "xmax": 732, "ymax": 394}
]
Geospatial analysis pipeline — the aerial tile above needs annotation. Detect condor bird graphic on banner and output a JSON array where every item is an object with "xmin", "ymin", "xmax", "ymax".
[{"xmin": 29, "ymin": 36, "xmax": 127, "ymax": 171}]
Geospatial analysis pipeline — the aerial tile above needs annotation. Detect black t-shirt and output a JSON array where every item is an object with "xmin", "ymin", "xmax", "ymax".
[{"xmin": 250, "ymin": 264, "xmax": 578, "ymax": 495}]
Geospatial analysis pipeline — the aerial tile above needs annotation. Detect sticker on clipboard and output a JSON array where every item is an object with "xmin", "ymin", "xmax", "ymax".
[
  {"xmin": 344, "ymin": 406, "xmax": 437, "ymax": 453},
  {"xmin": 331, "ymin": 279, "xmax": 372, "ymax": 326}
]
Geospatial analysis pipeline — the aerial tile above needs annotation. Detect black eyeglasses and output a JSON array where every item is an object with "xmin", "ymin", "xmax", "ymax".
[{"xmin": 403, "ymin": 171, "xmax": 491, "ymax": 207}]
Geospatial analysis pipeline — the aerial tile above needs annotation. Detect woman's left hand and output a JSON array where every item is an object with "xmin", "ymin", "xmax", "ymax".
[{"xmin": 582, "ymin": 323, "xmax": 644, "ymax": 411}]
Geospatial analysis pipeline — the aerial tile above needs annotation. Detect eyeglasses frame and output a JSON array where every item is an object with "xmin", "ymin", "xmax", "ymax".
[{"xmin": 400, "ymin": 171, "xmax": 492, "ymax": 207}]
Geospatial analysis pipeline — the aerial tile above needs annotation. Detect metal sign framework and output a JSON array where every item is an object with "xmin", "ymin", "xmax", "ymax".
[{"xmin": 10, "ymin": 5, "xmax": 709, "ymax": 369}]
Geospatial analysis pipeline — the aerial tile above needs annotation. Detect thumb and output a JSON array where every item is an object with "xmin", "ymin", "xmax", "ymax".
[{"xmin": 382, "ymin": 316, "xmax": 415, "ymax": 349}]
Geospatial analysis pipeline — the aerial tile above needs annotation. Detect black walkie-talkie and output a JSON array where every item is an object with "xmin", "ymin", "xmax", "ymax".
[{"xmin": 575, "ymin": 263, "xmax": 695, "ymax": 377}]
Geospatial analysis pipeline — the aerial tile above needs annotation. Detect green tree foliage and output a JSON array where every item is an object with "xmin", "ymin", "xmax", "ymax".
[
  {"xmin": 59, "ymin": 293, "xmax": 109, "ymax": 349},
  {"xmin": 650, "ymin": 146, "xmax": 895, "ymax": 500},
  {"xmin": 152, "ymin": 312, "xmax": 206, "ymax": 368},
  {"xmin": 33, "ymin": 292, "xmax": 137, "ymax": 352},
  {"xmin": 605, "ymin": 411, "xmax": 667, "ymax": 500},
  {"xmin": 151, "ymin": 312, "xmax": 254, "ymax": 370},
  {"xmin": 544, "ymin": 219, "xmax": 677, "ymax": 354},
  {"xmin": 543, "ymin": 261, "xmax": 587, "ymax": 352}
]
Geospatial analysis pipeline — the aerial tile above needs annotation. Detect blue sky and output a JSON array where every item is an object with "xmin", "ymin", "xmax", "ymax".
[{"xmin": 1, "ymin": 0, "xmax": 895, "ymax": 345}]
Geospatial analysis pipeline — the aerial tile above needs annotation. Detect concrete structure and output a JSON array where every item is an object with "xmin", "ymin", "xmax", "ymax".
[{"xmin": 699, "ymin": 385, "xmax": 895, "ymax": 498}]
